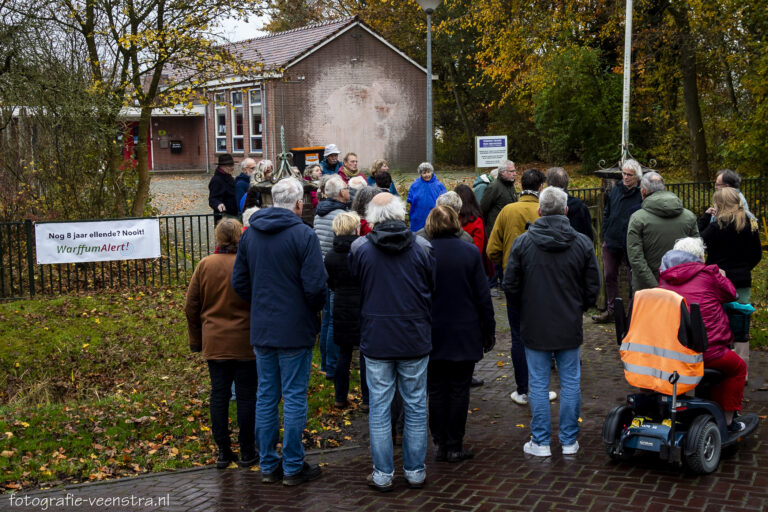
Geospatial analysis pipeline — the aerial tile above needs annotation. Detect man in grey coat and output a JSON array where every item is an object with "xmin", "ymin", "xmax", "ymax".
[
  {"xmin": 626, "ymin": 172, "xmax": 699, "ymax": 292},
  {"xmin": 503, "ymin": 186, "xmax": 600, "ymax": 457}
]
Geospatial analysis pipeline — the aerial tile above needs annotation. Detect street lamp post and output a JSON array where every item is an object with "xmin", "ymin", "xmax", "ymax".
[{"xmin": 416, "ymin": 0, "xmax": 441, "ymax": 163}]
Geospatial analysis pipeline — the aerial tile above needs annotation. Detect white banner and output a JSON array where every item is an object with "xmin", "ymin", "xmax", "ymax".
[
  {"xmin": 35, "ymin": 219, "xmax": 161, "ymax": 264},
  {"xmin": 475, "ymin": 135, "xmax": 508, "ymax": 168}
]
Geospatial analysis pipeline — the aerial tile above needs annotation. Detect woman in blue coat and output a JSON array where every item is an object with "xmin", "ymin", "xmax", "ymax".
[
  {"xmin": 406, "ymin": 162, "xmax": 446, "ymax": 232},
  {"xmin": 425, "ymin": 206, "xmax": 495, "ymax": 463}
]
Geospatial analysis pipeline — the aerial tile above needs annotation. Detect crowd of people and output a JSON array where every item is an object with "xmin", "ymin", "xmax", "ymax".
[{"xmin": 193, "ymin": 149, "xmax": 761, "ymax": 488}]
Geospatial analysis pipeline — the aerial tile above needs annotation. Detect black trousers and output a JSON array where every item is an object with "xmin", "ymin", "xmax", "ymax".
[
  {"xmin": 207, "ymin": 359, "xmax": 258, "ymax": 454},
  {"xmin": 334, "ymin": 346, "xmax": 369, "ymax": 405},
  {"xmin": 427, "ymin": 360, "xmax": 475, "ymax": 451}
]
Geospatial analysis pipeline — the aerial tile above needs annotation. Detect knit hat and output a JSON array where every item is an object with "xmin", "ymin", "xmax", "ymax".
[
  {"xmin": 217, "ymin": 153, "xmax": 234, "ymax": 167},
  {"xmin": 324, "ymin": 144, "xmax": 340, "ymax": 157}
]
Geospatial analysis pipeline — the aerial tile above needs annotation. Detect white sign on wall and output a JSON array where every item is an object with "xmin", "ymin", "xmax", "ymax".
[
  {"xmin": 35, "ymin": 219, "xmax": 161, "ymax": 264},
  {"xmin": 475, "ymin": 135, "xmax": 508, "ymax": 168}
]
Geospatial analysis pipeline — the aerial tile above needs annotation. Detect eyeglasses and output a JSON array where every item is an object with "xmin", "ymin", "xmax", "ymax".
[
  {"xmin": 245, "ymin": 166, "xmax": 257, "ymax": 170},
  {"xmin": 622, "ymin": 172, "xmax": 635, "ymax": 177}
]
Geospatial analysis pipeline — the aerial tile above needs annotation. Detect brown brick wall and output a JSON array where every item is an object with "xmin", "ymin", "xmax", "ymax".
[
  {"xmin": 197, "ymin": 24, "xmax": 427, "ymax": 173},
  {"xmin": 150, "ymin": 117, "xmax": 206, "ymax": 171},
  {"xmin": 275, "ymin": 25, "xmax": 427, "ymax": 172}
]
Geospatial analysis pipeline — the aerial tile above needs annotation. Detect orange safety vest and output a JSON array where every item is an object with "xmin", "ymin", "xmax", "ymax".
[{"xmin": 619, "ymin": 288, "xmax": 704, "ymax": 395}]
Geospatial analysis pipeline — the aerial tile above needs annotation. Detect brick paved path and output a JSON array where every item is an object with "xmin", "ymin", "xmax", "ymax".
[{"xmin": 9, "ymin": 299, "xmax": 768, "ymax": 511}]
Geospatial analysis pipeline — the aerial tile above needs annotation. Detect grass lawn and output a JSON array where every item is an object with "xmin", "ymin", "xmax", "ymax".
[{"xmin": 0, "ymin": 289, "xmax": 364, "ymax": 491}]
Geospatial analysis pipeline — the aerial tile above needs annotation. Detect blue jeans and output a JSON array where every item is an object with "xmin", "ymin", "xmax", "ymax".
[
  {"xmin": 525, "ymin": 347, "xmax": 581, "ymax": 446},
  {"xmin": 488, "ymin": 263, "xmax": 502, "ymax": 289},
  {"xmin": 505, "ymin": 298, "xmax": 528, "ymax": 394},
  {"xmin": 319, "ymin": 289, "xmax": 338, "ymax": 378},
  {"xmin": 365, "ymin": 356, "xmax": 429, "ymax": 486},
  {"xmin": 254, "ymin": 347, "xmax": 312, "ymax": 476}
]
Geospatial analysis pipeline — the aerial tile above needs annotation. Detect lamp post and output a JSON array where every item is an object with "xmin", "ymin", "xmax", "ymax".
[
  {"xmin": 416, "ymin": 0, "xmax": 441, "ymax": 163},
  {"xmin": 620, "ymin": 0, "xmax": 633, "ymax": 166}
]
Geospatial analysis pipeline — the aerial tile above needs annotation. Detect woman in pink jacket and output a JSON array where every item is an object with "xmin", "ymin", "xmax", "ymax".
[{"xmin": 658, "ymin": 237, "xmax": 746, "ymax": 433}]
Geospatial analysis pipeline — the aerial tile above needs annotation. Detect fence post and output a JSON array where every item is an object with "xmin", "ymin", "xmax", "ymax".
[{"xmin": 24, "ymin": 219, "xmax": 35, "ymax": 297}]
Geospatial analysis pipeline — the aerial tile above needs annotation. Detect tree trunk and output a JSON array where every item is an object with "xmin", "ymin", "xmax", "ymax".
[
  {"xmin": 446, "ymin": 62, "xmax": 474, "ymax": 152},
  {"xmin": 670, "ymin": 7, "xmax": 709, "ymax": 181},
  {"xmin": 131, "ymin": 107, "xmax": 152, "ymax": 217}
]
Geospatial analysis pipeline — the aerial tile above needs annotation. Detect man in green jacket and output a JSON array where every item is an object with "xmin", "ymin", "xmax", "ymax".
[
  {"xmin": 626, "ymin": 172, "xmax": 699, "ymax": 292},
  {"xmin": 480, "ymin": 160, "xmax": 518, "ymax": 296}
]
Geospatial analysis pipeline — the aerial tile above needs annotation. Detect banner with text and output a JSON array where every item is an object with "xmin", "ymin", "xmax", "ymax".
[
  {"xmin": 475, "ymin": 135, "xmax": 508, "ymax": 168},
  {"xmin": 35, "ymin": 219, "xmax": 161, "ymax": 264}
]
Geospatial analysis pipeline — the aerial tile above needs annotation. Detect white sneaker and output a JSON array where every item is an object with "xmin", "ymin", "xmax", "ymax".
[
  {"xmin": 562, "ymin": 441, "xmax": 579, "ymax": 455},
  {"xmin": 510, "ymin": 391, "xmax": 528, "ymax": 405},
  {"xmin": 549, "ymin": 391, "xmax": 557, "ymax": 401},
  {"xmin": 523, "ymin": 440, "xmax": 551, "ymax": 457}
]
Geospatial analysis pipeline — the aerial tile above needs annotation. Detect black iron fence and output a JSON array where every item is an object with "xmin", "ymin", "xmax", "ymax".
[
  {"xmin": 1, "ymin": 178, "xmax": 766, "ymax": 301},
  {"xmin": 0, "ymin": 214, "xmax": 216, "ymax": 301}
]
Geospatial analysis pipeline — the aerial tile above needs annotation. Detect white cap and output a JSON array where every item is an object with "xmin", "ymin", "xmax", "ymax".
[{"xmin": 324, "ymin": 144, "xmax": 340, "ymax": 157}]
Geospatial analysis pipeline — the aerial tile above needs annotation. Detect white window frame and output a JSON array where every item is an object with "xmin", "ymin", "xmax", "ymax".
[
  {"xmin": 231, "ymin": 91, "xmax": 244, "ymax": 153},
  {"xmin": 249, "ymin": 88, "xmax": 264, "ymax": 155},
  {"xmin": 214, "ymin": 92, "xmax": 227, "ymax": 153}
]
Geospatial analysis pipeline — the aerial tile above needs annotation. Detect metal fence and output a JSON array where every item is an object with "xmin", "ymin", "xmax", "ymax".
[
  {"xmin": 1, "ymin": 178, "xmax": 766, "ymax": 301},
  {"xmin": 0, "ymin": 214, "xmax": 216, "ymax": 301}
]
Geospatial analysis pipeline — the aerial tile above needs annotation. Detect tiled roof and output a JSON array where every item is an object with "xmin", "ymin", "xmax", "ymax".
[{"xmin": 228, "ymin": 16, "xmax": 358, "ymax": 70}]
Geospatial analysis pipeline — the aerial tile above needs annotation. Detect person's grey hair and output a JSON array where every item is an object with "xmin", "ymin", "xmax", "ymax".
[
  {"xmin": 672, "ymin": 237, "xmax": 705, "ymax": 261},
  {"xmin": 417, "ymin": 162, "xmax": 434, "ymax": 175},
  {"xmin": 497, "ymin": 160, "xmax": 515, "ymax": 172},
  {"xmin": 349, "ymin": 176, "xmax": 367, "ymax": 189},
  {"xmin": 272, "ymin": 177, "xmax": 304, "ymax": 210},
  {"xmin": 242, "ymin": 206, "xmax": 260, "ymax": 227},
  {"xmin": 640, "ymin": 171, "xmax": 665, "ymax": 195},
  {"xmin": 351, "ymin": 186, "xmax": 381, "ymax": 218},
  {"xmin": 716, "ymin": 169, "xmax": 741, "ymax": 189},
  {"xmin": 622, "ymin": 159, "xmax": 643, "ymax": 180},
  {"xmin": 241, "ymin": 158, "xmax": 256, "ymax": 174},
  {"xmin": 435, "ymin": 191, "xmax": 463, "ymax": 214},
  {"xmin": 324, "ymin": 176, "xmax": 347, "ymax": 201},
  {"xmin": 545, "ymin": 167, "xmax": 569, "ymax": 190},
  {"xmin": 367, "ymin": 194, "xmax": 406, "ymax": 225},
  {"xmin": 538, "ymin": 186, "xmax": 568, "ymax": 216}
]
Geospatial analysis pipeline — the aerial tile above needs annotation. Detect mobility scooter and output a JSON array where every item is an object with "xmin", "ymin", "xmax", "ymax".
[{"xmin": 602, "ymin": 288, "xmax": 759, "ymax": 474}]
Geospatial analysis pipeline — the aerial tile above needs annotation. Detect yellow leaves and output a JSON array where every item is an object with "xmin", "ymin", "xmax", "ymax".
[
  {"xmin": 82, "ymin": 343, "xmax": 90, "ymax": 349},
  {"xmin": 0, "ymin": 450, "xmax": 15, "ymax": 458},
  {"xmin": 496, "ymin": 360, "xmax": 505, "ymax": 367}
]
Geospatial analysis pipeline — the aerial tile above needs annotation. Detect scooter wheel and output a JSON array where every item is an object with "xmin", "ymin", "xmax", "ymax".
[
  {"xmin": 686, "ymin": 419, "xmax": 721, "ymax": 474},
  {"xmin": 603, "ymin": 405, "xmax": 634, "ymax": 461}
]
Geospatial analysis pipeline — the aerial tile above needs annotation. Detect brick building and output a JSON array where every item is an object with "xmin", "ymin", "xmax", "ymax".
[{"xmin": 144, "ymin": 16, "xmax": 430, "ymax": 172}]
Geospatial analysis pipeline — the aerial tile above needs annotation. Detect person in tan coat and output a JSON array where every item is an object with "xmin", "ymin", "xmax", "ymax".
[
  {"xmin": 185, "ymin": 218, "xmax": 256, "ymax": 469},
  {"xmin": 487, "ymin": 169, "xmax": 556, "ymax": 406}
]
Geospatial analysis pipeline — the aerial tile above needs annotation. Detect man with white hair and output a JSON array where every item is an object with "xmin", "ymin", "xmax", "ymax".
[
  {"xmin": 314, "ymin": 176, "xmax": 350, "ymax": 381},
  {"xmin": 232, "ymin": 177, "xmax": 327, "ymax": 486},
  {"xmin": 480, "ymin": 160, "xmax": 518, "ymax": 296},
  {"xmin": 350, "ymin": 193, "xmax": 435, "ymax": 492},
  {"xmin": 235, "ymin": 158, "xmax": 257, "ymax": 214},
  {"xmin": 592, "ymin": 159, "xmax": 643, "ymax": 324},
  {"xmin": 626, "ymin": 171, "xmax": 699, "ymax": 292},
  {"xmin": 503, "ymin": 186, "xmax": 600, "ymax": 457},
  {"xmin": 415, "ymin": 191, "xmax": 473, "ymax": 244}
]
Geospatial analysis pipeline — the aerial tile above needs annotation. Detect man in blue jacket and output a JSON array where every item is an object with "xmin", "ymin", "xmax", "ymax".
[
  {"xmin": 349, "ymin": 193, "xmax": 435, "ymax": 492},
  {"xmin": 592, "ymin": 159, "xmax": 642, "ymax": 323},
  {"xmin": 232, "ymin": 177, "xmax": 327, "ymax": 486}
]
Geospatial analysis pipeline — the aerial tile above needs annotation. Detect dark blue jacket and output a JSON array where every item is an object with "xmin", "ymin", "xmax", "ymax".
[
  {"xmin": 349, "ymin": 220, "xmax": 435, "ymax": 359},
  {"xmin": 208, "ymin": 168, "xmax": 237, "ymax": 216},
  {"xmin": 232, "ymin": 207, "xmax": 327, "ymax": 349},
  {"xmin": 601, "ymin": 182, "xmax": 642, "ymax": 251},
  {"xmin": 321, "ymin": 158, "xmax": 342, "ymax": 175},
  {"xmin": 567, "ymin": 194, "xmax": 594, "ymax": 242},
  {"xmin": 234, "ymin": 173, "xmax": 250, "ymax": 214},
  {"xmin": 430, "ymin": 237, "xmax": 495, "ymax": 362}
]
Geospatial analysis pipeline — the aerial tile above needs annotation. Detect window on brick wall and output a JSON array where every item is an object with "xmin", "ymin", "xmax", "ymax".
[
  {"xmin": 249, "ymin": 89, "xmax": 263, "ymax": 154},
  {"xmin": 231, "ymin": 91, "xmax": 244, "ymax": 153},
  {"xmin": 214, "ymin": 92, "xmax": 226, "ymax": 152}
]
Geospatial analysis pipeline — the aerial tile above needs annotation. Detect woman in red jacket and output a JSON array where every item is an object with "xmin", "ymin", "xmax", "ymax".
[
  {"xmin": 658, "ymin": 237, "xmax": 746, "ymax": 433},
  {"xmin": 185, "ymin": 218, "xmax": 257, "ymax": 468},
  {"xmin": 455, "ymin": 184, "xmax": 495, "ymax": 277}
]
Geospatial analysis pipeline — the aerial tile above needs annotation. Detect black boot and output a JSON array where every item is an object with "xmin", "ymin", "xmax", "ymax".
[{"xmin": 216, "ymin": 449, "xmax": 237, "ymax": 469}]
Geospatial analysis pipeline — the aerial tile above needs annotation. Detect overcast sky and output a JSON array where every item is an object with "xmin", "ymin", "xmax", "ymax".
[{"xmin": 218, "ymin": 14, "xmax": 270, "ymax": 42}]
